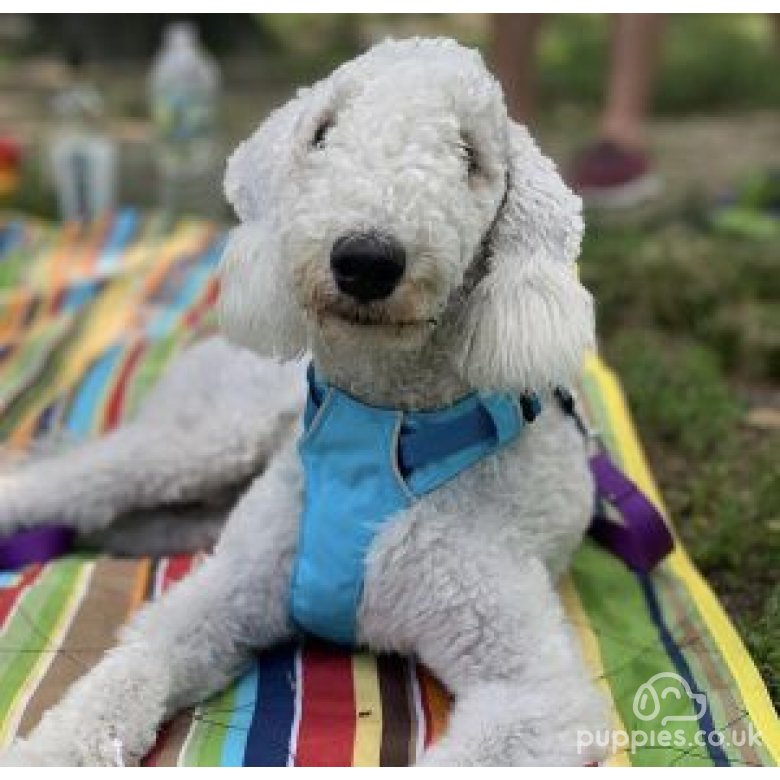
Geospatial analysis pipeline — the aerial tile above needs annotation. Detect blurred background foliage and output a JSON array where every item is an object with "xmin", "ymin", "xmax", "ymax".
[
  {"xmin": 0, "ymin": 13, "xmax": 778, "ymax": 702},
  {"xmin": 3, "ymin": 14, "xmax": 780, "ymax": 111},
  {"xmin": 256, "ymin": 13, "xmax": 780, "ymax": 114}
]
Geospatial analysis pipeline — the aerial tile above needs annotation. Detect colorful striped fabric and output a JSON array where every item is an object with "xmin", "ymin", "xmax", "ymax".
[{"xmin": 0, "ymin": 210, "xmax": 777, "ymax": 766}]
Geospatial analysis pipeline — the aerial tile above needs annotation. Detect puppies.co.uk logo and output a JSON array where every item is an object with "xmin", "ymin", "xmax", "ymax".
[
  {"xmin": 577, "ymin": 672, "xmax": 763, "ymax": 757},
  {"xmin": 633, "ymin": 672, "xmax": 708, "ymax": 726}
]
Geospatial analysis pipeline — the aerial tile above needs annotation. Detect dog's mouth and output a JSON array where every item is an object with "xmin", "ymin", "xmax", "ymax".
[{"xmin": 313, "ymin": 305, "xmax": 438, "ymax": 333}]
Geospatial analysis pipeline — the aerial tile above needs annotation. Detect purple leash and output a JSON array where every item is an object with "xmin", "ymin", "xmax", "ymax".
[
  {"xmin": 555, "ymin": 388, "xmax": 673, "ymax": 573},
  {"xmin": 588, "ymin": 451, "xmax": 673, "ymax": 573},
  {"xmin": 0, "ymin": 525, "xmax": 75, "ymax": 570}
]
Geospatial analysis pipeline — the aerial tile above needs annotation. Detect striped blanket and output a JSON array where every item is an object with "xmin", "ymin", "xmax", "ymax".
[{"xmin": 0, "ymin": 210, "xmax": 777, "ymax": 766}]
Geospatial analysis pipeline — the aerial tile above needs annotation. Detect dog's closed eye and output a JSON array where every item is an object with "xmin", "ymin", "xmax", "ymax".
[
  {"xmin": 459, "ymin": 135, "xmax": 480, "ymax": 178},
  {"xmin": 311, "ymin": 118, "xmax": 334, "ymax": 150}
]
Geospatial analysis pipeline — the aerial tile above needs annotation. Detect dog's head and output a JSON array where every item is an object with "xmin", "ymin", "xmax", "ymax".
[{"xmin": 219, "ymin": 38, "xmax": 594, "ymax": 394}]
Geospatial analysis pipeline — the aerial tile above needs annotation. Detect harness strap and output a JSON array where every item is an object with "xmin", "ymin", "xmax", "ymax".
[
  {"xmin": 398, "ymin": 392, "xmax": 540, "ymax": 476},
  {"xmin": 398, "ymin": 406, "xmax": 496, "ymax": 474},
  {"xmin": 307, "ymin": 366, "xmax": 540, "ymax": 488}
]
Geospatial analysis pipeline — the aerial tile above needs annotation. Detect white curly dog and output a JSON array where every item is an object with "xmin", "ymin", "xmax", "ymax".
[{"xmin": 1, "ymin": 38, "xmax": 608, "ymax": 766}]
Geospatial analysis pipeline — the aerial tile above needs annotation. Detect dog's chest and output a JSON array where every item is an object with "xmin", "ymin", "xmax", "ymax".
[{"xmin": 288, "ymin": 372, "xmax": 533, "ymax": 646}]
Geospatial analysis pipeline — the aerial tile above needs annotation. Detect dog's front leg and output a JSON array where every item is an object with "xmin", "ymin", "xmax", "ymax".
[
  {"xmin": 1, "ymin": 443, "xmax": 303, "ymax": 766},
  {"xmin": 361, "ymin": 523, "xmax": 608, "ymax": 766}
]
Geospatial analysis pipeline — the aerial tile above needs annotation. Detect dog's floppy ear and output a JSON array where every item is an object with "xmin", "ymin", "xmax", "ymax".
[
  {"xmin": 457, "ymin": 121, "xmax": 594, "ymax": 393},
  {"xmin": 223, "ymin": 88, "xmax": 310, "ymax": 222},
  {"xmin": 218, "ymin": 93, "xmax": 309, "ymax": 360}
]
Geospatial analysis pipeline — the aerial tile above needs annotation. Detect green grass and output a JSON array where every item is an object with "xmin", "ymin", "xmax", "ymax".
[
  {"xmin": 581, "ymin": 223, "xmax": 780, "ymax": 379},
  {"xmin": 580, "ymin": 219, "xmax": 780, "ymax": 708}
]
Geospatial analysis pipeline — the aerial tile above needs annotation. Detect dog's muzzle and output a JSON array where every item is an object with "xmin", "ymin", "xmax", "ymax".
[{"xmin": 330, "ymin": 232, "xmax": 406, "ymax": 303}]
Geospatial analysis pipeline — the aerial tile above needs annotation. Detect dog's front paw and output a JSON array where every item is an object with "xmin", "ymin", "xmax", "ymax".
[
  {"xmin": 418, "ymin": 733, "xmax": 554, "ymax": 767},
  {"xmin": 0, "ymin": 737, "xmax": 53, "ymax": 767},
  {"xmin": 418, "ymin": 726, "xmax": 608, "ymax": 767},
  {"xmin": 417, "ymin": 680, "xmax": 610, "ymax": 766},
  {"xmin": 0, "ymin": 735, "xmax": 87, "ymax": 767},
  {"xmin": 1, "ymin": 729, "xmax": 131, "ymax": 767}
]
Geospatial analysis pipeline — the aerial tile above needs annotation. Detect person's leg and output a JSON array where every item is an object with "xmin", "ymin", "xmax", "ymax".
[
  {"xmin": 490, "ymin": 14, "xmax": 546, "ymax": 124},
  {"xmin": 599, "ymin": 14, "xmax": 665, "ymax": 151},
  {"xmin": 569, "ymin": 14, "xmax": 665, "ymax": 208}
]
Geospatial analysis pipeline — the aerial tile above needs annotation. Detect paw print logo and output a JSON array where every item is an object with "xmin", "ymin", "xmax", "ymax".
[{"xmin": 633, "ymin": 672, "xmax": 708, "ymax": 726}]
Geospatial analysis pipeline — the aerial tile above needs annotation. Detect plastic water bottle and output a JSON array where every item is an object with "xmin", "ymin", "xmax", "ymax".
[
  {"xmin": 49, "ymin": 50, "xmax": 117, "ymax": 222},
  {"xmin": 149, "ymin": 22, "xmax": 221, "ymax": 216}
]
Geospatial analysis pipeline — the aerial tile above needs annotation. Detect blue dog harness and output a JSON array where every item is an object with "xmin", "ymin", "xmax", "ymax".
[{"xmin": 289, "ymin": 366, "xmax": 541, "ymax": 645}]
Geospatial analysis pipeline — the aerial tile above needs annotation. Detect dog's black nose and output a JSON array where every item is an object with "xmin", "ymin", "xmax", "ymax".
[{"xmin": 330, "ymin": 233, "xmax": 406, "ymax": 303}]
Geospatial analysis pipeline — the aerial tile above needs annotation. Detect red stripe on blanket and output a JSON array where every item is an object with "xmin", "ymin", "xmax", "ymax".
[
  {"xmin": 103, "ymin": 339, "xmax": 147, "ymax": 431},
  {"xmin": 141, "ymin": 555, "xmax": 198, "ymax": 767},
  {"xmin": 294, "ymin": 642, "xmax": 356, "ymax": 766},
  {"xmin": 141, "ymin": 717, "xmax": 174, "ymax": 767},
  {"xmin": 161, "ymin": 555, "xmax": 196, "ymax": 591},
  {"xmin": 48, "ymin": 288, "xmax": 65, "ymax": 315},
  {"xmin": 0, "ymin": 564, "xmax": 43, "ymax": 626},
  {"xmin": 183, "ymin": 277, "xmax": 219, "ymax": 330},
  {"xmin": 418, "ymin": 667, "xmax": 434, "ymax": 749}
]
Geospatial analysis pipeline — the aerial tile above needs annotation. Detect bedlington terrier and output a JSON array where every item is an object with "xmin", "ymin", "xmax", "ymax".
[{"xmin": 0, "ymin": 38, "xmax": 608, "ymax": 766}]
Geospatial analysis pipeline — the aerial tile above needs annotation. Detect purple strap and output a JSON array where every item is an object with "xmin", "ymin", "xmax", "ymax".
[
  {"xmin": 0, "ymin": 525, "xmax": 75, "ymax": 570},
  {"xmin": 588, "ymin": 451, "xmax": 673, "ymax": 573}
]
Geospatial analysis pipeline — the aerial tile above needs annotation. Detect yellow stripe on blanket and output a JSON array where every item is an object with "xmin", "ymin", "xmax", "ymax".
[{"xmin": 352, "ymin": 652, "xmax": 383, "ymax": 766}]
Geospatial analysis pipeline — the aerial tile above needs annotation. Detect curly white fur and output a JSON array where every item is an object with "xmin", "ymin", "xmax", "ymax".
[{"xmin": 0, "ymin": 38, "xmax": 606, "ymax": 766}]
